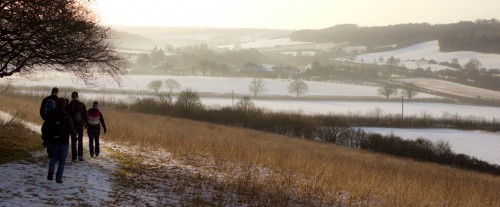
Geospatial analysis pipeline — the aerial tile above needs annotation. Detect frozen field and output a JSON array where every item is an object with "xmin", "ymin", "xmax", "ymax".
[{"xmin": 361, "ymin": 127, "xmax": 500, "ymax": 166}]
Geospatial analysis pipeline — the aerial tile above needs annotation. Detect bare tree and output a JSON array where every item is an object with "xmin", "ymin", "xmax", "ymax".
[
  {"xmin": 147, "ymin": 80, "xmax": 163, "ymax": 95},
  {"xmin": 0, "ymin": 0, "xmax": 123, "ymax": 84},
  {"xmin": 236, "ymin": 96, "xmax": 255, "ymax": 113},
  {"xmin": 288, "ymin": 79, "xmax": 309, "ymax": 98},
  {"xmin": 249, "ymin": 78, "xmax": 266, "ymax": 98},
  {"xmin": 165, "ymin": 79, "xmax": 181, "ymax": 94},
  {"xmin": 402, "ymin": 85, "xmax": 419, "ymax": 100},
  {"xmin": 378, "ymin": 85, "xmax": 398, "ymax": 99},
  {"xmin": 175, "ymin": 89, "xmax": 202, "ymax": 112}
]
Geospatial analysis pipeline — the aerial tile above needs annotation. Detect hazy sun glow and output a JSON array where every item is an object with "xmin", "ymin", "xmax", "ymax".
[{"xmin": 94, "ymin": 0, "xmax": 500, "ymax": 29}]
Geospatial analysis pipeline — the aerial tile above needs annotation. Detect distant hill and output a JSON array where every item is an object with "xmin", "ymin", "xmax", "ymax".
[
  {"xmin": 112, "ymin": 26, "xmax": 291, "ymax": 47},
  {"xmin": 111, "ymin": 31, "xmax": 157, "ymax": 51},
  {"xmin": 290, "ymin": 19, "xmax": 500, "ymax": 54}
]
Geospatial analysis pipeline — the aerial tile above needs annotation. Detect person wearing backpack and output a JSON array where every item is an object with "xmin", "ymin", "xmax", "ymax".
[
  {"xmin": 42, "ymin": 98, "xmax": 76, "ymax": 183},
  {"xmin": 69, "ymin": 92, "xmax": 88, "ymax": 162},
  {"xmin": 39, "ymin": 87, "xmax": 59, "ymax": 120},
  {"xmin": 40, "ymin": 87, "xmax": 59, "ymax": 156},
  {"xmin": 87, "ymin": 101, "xmax": 107, "ymax": 158}
]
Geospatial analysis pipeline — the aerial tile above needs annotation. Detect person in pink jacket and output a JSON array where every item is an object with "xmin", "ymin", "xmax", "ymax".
[{"xmin": 86, "ymin": 101, "xmax": 107, "ymax": 158}]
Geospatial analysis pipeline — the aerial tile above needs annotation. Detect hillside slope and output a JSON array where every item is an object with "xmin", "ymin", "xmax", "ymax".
[{"xmin": 1, "ymin": 94, "xmax": 500, "ymax": 206}]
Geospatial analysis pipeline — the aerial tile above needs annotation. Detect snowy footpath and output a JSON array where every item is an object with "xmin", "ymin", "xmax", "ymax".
[
  {"xmin": 0, "ymin": 111, "xmax": 117, "ymax": 206},
  {"xmin": 0, "ymin": 149, "xmax": 116, "ymax": 206},
  {"xmin": 0, "ymin": 111, "xmax": 251, "ymax": 206}
]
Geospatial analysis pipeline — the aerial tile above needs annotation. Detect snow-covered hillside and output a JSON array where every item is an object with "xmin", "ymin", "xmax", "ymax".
[{"xmin": 356, "ymin": 40, "xmax": 500, "ymax": 70}]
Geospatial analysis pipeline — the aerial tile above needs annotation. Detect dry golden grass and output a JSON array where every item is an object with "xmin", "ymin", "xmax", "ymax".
[
  {"xmin": 1, "ymin": 94, "xmax": 500, "ymax": 206},
  {"xmin": 0, "ymin": 111, "xmax": 42, "ymax": 164}
]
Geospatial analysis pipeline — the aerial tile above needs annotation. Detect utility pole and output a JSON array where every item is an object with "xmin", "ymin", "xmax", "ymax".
[{"xmin": 401, "ymin": 95, "xmax": 404, "ymax": 120}]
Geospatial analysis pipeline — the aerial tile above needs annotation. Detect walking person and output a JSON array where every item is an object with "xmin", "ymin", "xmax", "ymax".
[
  {"xmin": 42, "ymin": 98, "xmax": 76, "ymax": 183},
  {"xmin": 40, "ymin": 87, "xmax": 59, "ymax": 156},
  {"xmin": 39, "ymin": 87, "xmax": 59, "ymax": 120},
  {"xmin": 68, "ymin": 92, "xmax": 87, "ymax": 162},
  {"xmin": 87, "ymin": 101, "xmax": 107, "ymax": 158}
]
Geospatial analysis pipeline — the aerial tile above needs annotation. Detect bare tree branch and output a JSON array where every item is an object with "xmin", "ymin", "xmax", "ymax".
[{"xmin": 0, "ymin": 0, "xmax": 124, "ymax": 84}]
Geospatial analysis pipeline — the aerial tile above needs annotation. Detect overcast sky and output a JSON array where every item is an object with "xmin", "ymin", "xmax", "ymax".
[{"xmin": 94, "ymin": 0, "xmax": 500, "ymax": 29}]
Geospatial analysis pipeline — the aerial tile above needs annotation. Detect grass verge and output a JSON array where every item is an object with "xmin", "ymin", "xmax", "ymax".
[{"xmin": 0, "ymin": 119, "xmax": 42, "ymax": 164}]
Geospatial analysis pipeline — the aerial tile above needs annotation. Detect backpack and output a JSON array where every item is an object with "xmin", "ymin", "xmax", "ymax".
[
  {"xmin": 42, "ymin": 111, "xmax": 69, "ymax": 141},
  {"xmin": 70, "ymin": 101, "xmax": 82, "ymax": 123},
  {"xmin": 43, "ymin": 99, "xmax": 56, "ymax": 118}
]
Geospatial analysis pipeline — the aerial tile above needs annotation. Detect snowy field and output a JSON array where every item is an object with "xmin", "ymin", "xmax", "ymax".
[
  {"xmin": 9, "ymin": 92, "xmax": 495, "ymax": 120},
  {"xmin": 201, "ymin": 98, "xmax": 500, "ymax": 120},
  {"xmin": 0, "ymin": 73, "xmax": 438, "ymax": 98},
  {"xmin": 3, "ymin": 73, "xmax": 500, "ymax": 120},
  {"xmin": 356, "ymin": 40, "xmax": 500, "ymax": 70},
  {"xmin": 361, "ymin": 127, "xmax": 500, "ymax": 166}
]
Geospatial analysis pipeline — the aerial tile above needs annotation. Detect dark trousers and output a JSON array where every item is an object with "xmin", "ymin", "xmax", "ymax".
[
  {"xmin": 71, "ymin": 126, "xmax": 84, "ymax": 160},
  {"xmin": 48, "ymin": 144, "xmax": 69, "ymax": 181},
  {"xmin": 87, "ymin": 128, "xmax": 101, "ymax": 156}
]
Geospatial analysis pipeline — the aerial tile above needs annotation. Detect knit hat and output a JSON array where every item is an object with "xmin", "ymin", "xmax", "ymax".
[{"xmin": 92, "ymin": 101, "xmax": 99, "ymax": 109}]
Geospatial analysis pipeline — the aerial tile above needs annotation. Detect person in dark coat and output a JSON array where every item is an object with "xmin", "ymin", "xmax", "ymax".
[
  {"xmin": 87, "ymin": 101, "xmax": 107, "ymax": 158},
  {"xmin": 40, "ymin": 87, "xmax": 59, "ymax": 156},
  {"xmin": 68, "ymin": 92, "xmax": 88, "ymax": 161},
  {"xmin": 39, "ymin": 87, "xmax": 59, "ymax": 120},
  {"xmin": 43, "ymin": 98, "xmax": 76, "ymax": 183}
]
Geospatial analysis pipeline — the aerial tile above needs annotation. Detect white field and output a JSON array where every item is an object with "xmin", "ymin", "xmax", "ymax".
[
  {"xmin": 4, "ymin": 73, "xmax": 500, "ymax": 120},
  {"xmin": 361, "ymin": 127, "xmax": 500, "ymax": 166},
  {"xmin": 356, "ymin": 40, "xmax": 500, "ymax": 70},
  {"xmin": 400, "ymin": 78, "xmax": 500, "ymax": 100},
  {"xmin": 1, "ymin": 73, "xmax": 438, "ymax": 98},
  {"xmin": 12, "ymin": 91, "xmax": 496, "ymax": 121},
  {"xmin": 201, "ymin": 98, "xmax": 500, "ymax": 120}
]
